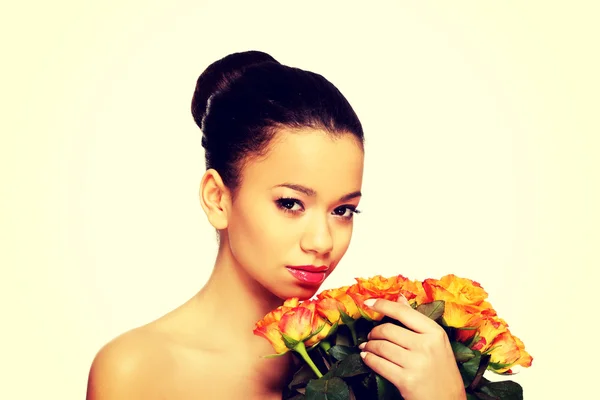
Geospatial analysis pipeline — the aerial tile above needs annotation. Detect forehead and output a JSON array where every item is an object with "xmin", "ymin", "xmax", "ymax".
[{"xmin": 240, "ymin": 128, "xmax": 364, "ymax": 196}]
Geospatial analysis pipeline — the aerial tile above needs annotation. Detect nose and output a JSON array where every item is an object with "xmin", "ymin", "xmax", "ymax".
[{"xmin": 300, "ymin": 214, "xmax": 334, "ymax": 256}]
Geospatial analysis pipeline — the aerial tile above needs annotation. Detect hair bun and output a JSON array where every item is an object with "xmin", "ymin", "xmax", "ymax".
[{"xmin": 191, "ymin": 50, "xmax": 280, "ymax": 130}]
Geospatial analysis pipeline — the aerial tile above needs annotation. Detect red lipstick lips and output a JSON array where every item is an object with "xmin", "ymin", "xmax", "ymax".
[
  {"xmin": 288, "ymin": 265, "xmax": 329, "ymax": 272},
  {"xmin": 286, "ymin": 265, "xmax": 329, "ymax": 284}
]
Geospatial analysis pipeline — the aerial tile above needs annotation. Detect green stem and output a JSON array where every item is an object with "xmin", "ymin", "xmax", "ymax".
[
  {"xmin": 294, "ymin": 341, "xmax": 323, "ymax": 378},
  {"xmin": 319, "ymin": 340, "xmax": 331, "ymax": 353},
  {"xmin": 467, "ymin": 354, "xmax": 491, "ymax": 392}
]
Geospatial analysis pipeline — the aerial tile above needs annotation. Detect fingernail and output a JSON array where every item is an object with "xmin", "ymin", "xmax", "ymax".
[
  {"xmin": 397, "ymin": 294, "xmax": 409, "ymax": 305},
  {"xmin": 360, "ymin": 352, "xmax": 367, "ymax": 359},
  {"xmin": 358, "ymin": 342, "xmax": 366, "ymax": 349},
  {"xmin": 363, "ymin": 298, "xmax": 377, "ymax": 307}
]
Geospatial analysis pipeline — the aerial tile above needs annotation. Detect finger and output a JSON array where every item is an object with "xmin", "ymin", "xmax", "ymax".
[
  {"xmin": 368, "ymin": 323, "xmax": 417, "ymax": 350},
  {"xmin": 360, "ymin": 350, "xmax": 403, "ymax": 388},
  {"xmin": 364, "ymin": 298, "xmax": 440, "ymax": 334},
  {"xmin": 359, "ymin": 339, "xmax": 410, "ymax": 367},
  {"xmin": 396, "ymin": 293, "xmax": 409, "ymax": 304}
]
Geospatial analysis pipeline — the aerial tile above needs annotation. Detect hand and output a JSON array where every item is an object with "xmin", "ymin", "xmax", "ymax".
[{"xmin": 359, "ymin": 296, "xmax": 466, "ymax": 400}]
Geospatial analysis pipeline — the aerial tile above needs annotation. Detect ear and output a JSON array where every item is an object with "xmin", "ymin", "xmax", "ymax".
[{"xmin": 199, "ymin": 169, "xmax": 231, "ymax": 230}]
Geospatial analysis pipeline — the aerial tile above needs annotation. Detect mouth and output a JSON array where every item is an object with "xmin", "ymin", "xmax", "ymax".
[
  {"xmin": 286, "ymin": 265, "xmax": 329, "ymax": 285},
  {"xmin": 287, "ymin": 265, "xmax": 329, "ymax": 272}
]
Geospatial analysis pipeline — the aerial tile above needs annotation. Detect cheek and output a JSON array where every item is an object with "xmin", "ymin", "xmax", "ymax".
[
  {"xmin": 227, "ymin": 200, "xmax": 295, "ymax": 267},
  {"xmin": 331, "ymin": 223, "xmax": 354, "ymax": 262}
]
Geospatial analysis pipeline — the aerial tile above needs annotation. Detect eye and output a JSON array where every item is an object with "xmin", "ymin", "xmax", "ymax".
[
  {"xmin": 332, "ymin": 206, "xmax": 361, "ymax": 219},
  {"xmin": 276, "ymin": 197, "xmax": 304, "ymax": 214}
]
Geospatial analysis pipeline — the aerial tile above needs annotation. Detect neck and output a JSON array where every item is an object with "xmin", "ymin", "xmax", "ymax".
[
  {"xmin": 195, "ymin": 239, "xmax": 285, "ymax": 342},
  {"xmin": 192, "ymin": 234, "xmax": 295, "ymax": 392}
]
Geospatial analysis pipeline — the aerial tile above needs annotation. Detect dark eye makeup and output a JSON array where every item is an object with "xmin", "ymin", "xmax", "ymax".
[{"xmin": 275, "ymin": 197, "xmax": 361, "ymax": 220}]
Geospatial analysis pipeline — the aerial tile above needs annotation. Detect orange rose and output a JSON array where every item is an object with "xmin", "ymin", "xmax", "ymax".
[
  {"xmin": 487, "ymin": 331, "xmax": 524, "ymax": 373},
  {"xmin": 283, "ymin": 297, "xmax": 301, "ymax": 307},
  {"xmin": 399, "ymin": 278, "xmax": 429, "ymax": 304},
  {"xmin": 315, "ymin": 297, "xmax": 346, "ymax": 325},
  {"xmin": 305, "ymin": 315, "xmax": 335, "ymax": 347},
  {"xmin": 350, "ymin": 275, "xmax": 404, "ymax": 298},
  {"xmin": 476, "ymin": 316, "xmax": 509, "ymax": 352},
  {"xmin": 346, "ymin": 275, "xmax": 410, "ymax": 320},
  {"xmin": 317, "ymin": 286, "xmax": 361, "ymax": 319},
  {"xmin": 347, "ymin": 290, "xmax": 386, "ymax": 321},
  {"xmin": 254, "ymin": 299, "xmax": 332, "ymax": 354},
  {"xmin": 479, "ymin": 301, "xmax": 497, "ymax": 317},
  {"xmin": 423, "ymin": 274, "xmax": 488, "ymax": 307},
  {"xmin": 279, "ymin": 304, "xmax": 315, "ymax": 342},
  {"xmin": 513, "ymin": 335, "xmax": 533, "ymax": 369},
  {"xmin": 442, "ymin": 302, "xmax": 483, "ymax": 329},
  {"xmin": 253, "ymin": 300, "xmax": 299, "ymax": 354},
  {"xmin": 254, "ymin": 321, "xmax": 289, "ymax": 354}
]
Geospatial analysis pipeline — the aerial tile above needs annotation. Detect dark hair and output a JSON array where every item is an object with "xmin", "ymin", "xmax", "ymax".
[{"xmin": 191, "ymin": 50, "xmax": 364, "ymax": 192}]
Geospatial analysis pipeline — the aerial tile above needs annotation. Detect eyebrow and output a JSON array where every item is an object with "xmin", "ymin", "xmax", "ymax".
[{"xmin": 273, "ymin": 183, "xmax": 362, "ymax": 202}]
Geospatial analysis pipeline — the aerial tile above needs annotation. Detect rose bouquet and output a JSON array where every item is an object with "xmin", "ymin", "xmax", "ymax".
[{"xmin": 254, "ymin": 274, "xmax": 532, "ymax": 400}]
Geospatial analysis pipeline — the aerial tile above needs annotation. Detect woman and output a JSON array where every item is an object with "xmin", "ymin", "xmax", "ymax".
[{"xmin": 86, "ymin": 51, "xmax": 465, "ymax": 399}]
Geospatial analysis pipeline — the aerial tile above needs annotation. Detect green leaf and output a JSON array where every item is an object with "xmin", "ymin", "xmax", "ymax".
[
  {"xmin": 355, "ymin": 318, "xmax": 376, "ymax": 344},
  {"xmin": 332, "ymin": 325, "xmax": 353, "ymax": 347},
  {"xmin": 326, "ymin": 321, "xmax": 340, "ymax": 339},
  {"xmin": 329, "ymin": 353, "xmax": 370, "ymax": 378},
  {"xmin": 376, "ymin": 374, "xmax": 403, "ymax": 400},
  {"xmin": 304, "ymin": 323, "xmax": 326, "ymax": 343},
  {"xmin": 480, "ymin": 381, "xmax": 523, "ymax": 400},
  {"xmin": 289, "ymin": 363, "xmax": 318, "ymax": 389},
  {"xmin": 339, "ymin": 307, "xmax": 357, "ymax": 326},
  {"xmin": 358, "ymin": 307, "xmax": 374, "ymax": 321},
  {"xmin": 472, "ymin": 392, "xmax": 498, "ymax": 400},
  {"xmin": 282, "ymin": 332, "xmax": 301, "ymax": 349},
  {"xmin": 282, "ymin": 384, "xmax": 307, "ymax": 400},
  {"xmin": 328, "ymin": 345, "xmax": 358, "ymax": 362},
  {"xmin": 487, "ymin": 361, "xmax": 515, "ymax": 373},
  {"xmin": 416, "ymin": 300, "xmax": 445, "ymax": 321},
  {"xmin": 452, "ymin": 341, "xmax": 476, "ymax": 363},
  {"xmin": 461, "ymin": 352, "xmax": 482, "ymax": 379},
  {"xmin": 305, "ymin": 377, "xmax": 350, "ymax": 400}
]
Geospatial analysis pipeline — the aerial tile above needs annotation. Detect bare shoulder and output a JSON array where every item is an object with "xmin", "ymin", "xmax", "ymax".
[{"xmin": 86, "ymin": 326, "xmax": 171, "ymax": 400}]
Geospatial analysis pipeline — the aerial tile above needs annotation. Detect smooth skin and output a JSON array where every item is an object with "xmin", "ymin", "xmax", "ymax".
[
  {"xmin": 85, "ymin": 128, "xmax": 465, "ymax": 399},
  {"xmin": 359, "ymin": 297, "xmax": 466, "ymax": 399},
  {"xmin": 86, "ymin": 129, "xmax": 364, "ymax": 399}
]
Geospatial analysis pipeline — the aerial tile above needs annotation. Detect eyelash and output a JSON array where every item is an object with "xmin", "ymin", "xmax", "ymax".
[{"xmin": 275, "ymin": 197, "xmax": 361, "ymax": 220}]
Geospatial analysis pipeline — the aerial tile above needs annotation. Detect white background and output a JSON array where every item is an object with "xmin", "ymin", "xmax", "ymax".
[{"xmin": 2, "ymin": 1, "xmax": 598, "ymax": 399}]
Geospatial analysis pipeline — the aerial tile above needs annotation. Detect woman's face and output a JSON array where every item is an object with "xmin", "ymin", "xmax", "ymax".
[{"xmin": 225, "ymin": 128, "xmax": 364, "ymax": 300}]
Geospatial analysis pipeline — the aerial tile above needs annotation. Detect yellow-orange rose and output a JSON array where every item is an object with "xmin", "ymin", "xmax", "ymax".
[
  {"xmin": 315, "ymin": 297, "xmax": 346, "ymax": 325},
  {"xmin": 253, "ymin": 300, "xmax": 299, "ymax": 354},
  {"xmin": 513, "ymin": 335, "xmax": 533, "ymax": 369},
  {"xmin": 254, "ymin": 299, "xmax": 332, "ymax": 354},
  {"xmin": 347, "ymin": 290, "xmax": 386, "ymax": 321},
  {"xmin": 423, "ymin": 274, "xmax": 488, "ymax": 307},
  {"xmin": 346, "ymin": 275, "xmax": 410, "ymax": 320},
  {"xmin": 399, "ymin": 278, "xmax": 429, "ymax": 304},
  {"xmin": 279, "ymin": 303, "xmax": 315, "ymax": 342},
  {"xmin": 487, "ymin": 331, "xmax": 524, "ymax": 373},
  {"xmin": 442, "ymin": 302, "xmax": 483, "ymax": 329},
  {"xmin": 476, "ymin": 316, "xmax": 509, "ymax": 352},
  {"xmin": 305, "ymin": 315, "xmax": 335, "ymax": 347},
  {"xmin": 317, "ymin": 286, "xmax": 361, "ymax": 319},
  {"xmin": 350, "ymin": 275, "xmax": 404, "ymax": 298}
]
